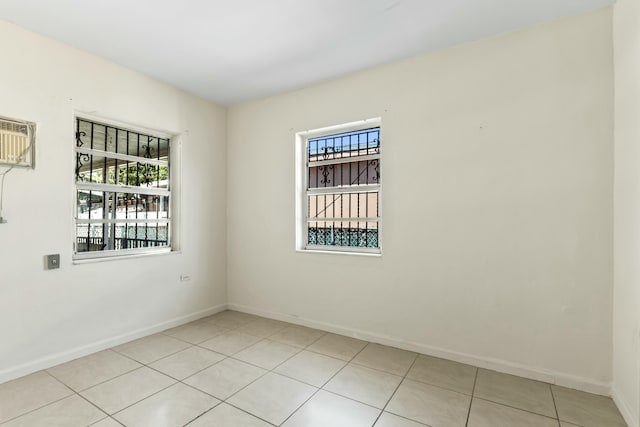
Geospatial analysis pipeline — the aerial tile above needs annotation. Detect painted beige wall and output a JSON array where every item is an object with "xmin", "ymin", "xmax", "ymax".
[
  {"xmin": 227, "ymin": 8, "xmax": 614, "ymax": 392},
  {"xmin": 613, "ymin": 0, "xmax": 640, "ymax": 424},
  {"xmin": 0, "ymin": 21, "xmax": 227, "ymax": 382}
]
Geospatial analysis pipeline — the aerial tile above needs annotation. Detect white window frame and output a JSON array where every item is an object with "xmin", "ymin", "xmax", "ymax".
[
  {"xmin": 295, "ymin": 117, "xmax": 382, "ymax": 255},
  {"xmin": 73, "ymin": 115, "xmax": 174, "ymax": 261}
]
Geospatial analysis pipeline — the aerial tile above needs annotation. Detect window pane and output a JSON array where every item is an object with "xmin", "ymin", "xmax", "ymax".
[
  {"xmin": 77, "ymin": 191, "xmax": 107, "ymax": 220},
  {"xmin": 308, "ymin": 159, "xmax": 379, "ymax": 189},
  {"xmin": 77, "ymin": 119, "xmax": 170, "ymax": 159},
  {"xmin": 308, "ymin": 192, "xmax": 378, "ymax": 220},
  {"xmin": 307, "ymin": 191, "xmax": 379, "ymax": 249},
  {"xmin": 308, "ymin": 127, "xmax": 380, "ymax": 163},
  {"xmin": 76, "ymin": 222, "xmax": 169, "ymax": 252},
  {"xmin": 75, "ymin": 152, "xmax": 168, "ymax": 188},
  {"xmin": 75, "ymin": 223, "xmax": 108, "ymax": 252},
  {"xmin": 116, "ymin": 162, "xmax": 169, "ymax": 188},
  {"xmin": 115, "ymin": 193, "xmax": 169, "ymax": 220},
  {"xmin": 114, "ymin": 223, "xmax": 169, "ymax": 250},
  {"xmin": 308, "ymin": 221, "xmax": 378, "ymax": 248},
  {"xmin": 76, "ymin": 154, "xmax": 110, "ymax": 183}
]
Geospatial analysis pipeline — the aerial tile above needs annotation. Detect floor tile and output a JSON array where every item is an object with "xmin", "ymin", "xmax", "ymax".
[
  {"xmin": 307, "ymin": 333, "xmax": 368, "ymax": 361},
  {"xmin": 80, "ymin": 367, "xmax": 175, "ymax": 415},
  {"xmin": 2, "ymin": 394, "xmax": 106, "ymax": 427},
  {"xmin": 163, "ymin": 321, "xmax": 228, "ymax": 344},
  {"xmin": 199, "ymin": 331, "xmax": 262, "ymax": 355},
  {"xmin": 235, "ymin": 318, "xmax": 290, "ymax": 338},
  {"xmin": 205, "ymin": 310, "xmax": 260, "ymax": 329},
  {"xmin": 375, "ymin": 412, "xmax": 429, "ymax": 426},
  {"xmin": 113, "ymin": 383, "xmax": 219, "ymax": 427},
  {"xmin": 324, "ymin": 363, "xmax": 402, "ymax": 408},
  {"xmin": 149, "ymin": 346, "xmax": 225, "ymax": 380},
  {"xmin": 112, "ymin": 334, "xmax": 191, "ymax": 364},
  {"xmin": 467, "ymin": 398, "xmax": 559, "ymax": 427},
  {"xmin": 89, "ymin": 418, "xmax": 122, "ymax": 427},
  {"xmin": 386, "ymin": 378, "xmax": 471, "ymax": 427},
  {"xmin": 0, "ymin": 371, "xmax": 73, "ymax": 424},
  {"xmin": 227, "ymin": 372, "xmax": 317, "ymax": 425},
  {"xmin": 552, "ymin": 385, "xmax": 627, "ymax": 427},
  {"xmin": 474, "ymin": 369, "xmax": 556, "ymax": 418},
  {"xmin": 274, "ymin": 350, "xmax": 347, "ymax": 386},
  {"xmin": 183, "ymin": 357, "xmax": 266, "ymax": 400},
  {"xmin": 352, "ymin": 343, "xmax": 417, "ymax": 376},
  {"xmin": 406, "ymin": 354, "xmax": 477, "ymax": 395},
  {"xmin": 47, "ymin": 350, "xmax": 142, "ymax": 391},
  {"xmin": 186, "ymin": 403, "xmax": 271, "ymax": 427},
  {"xmin": 3, "ymin": 324, "xmax": 630, "ymax": 427},
  {"xmin": 233, "ymin": 339, "xmax": 301, "ymax": 369},
  {"xmin": 283, "ymin": 389, "xmax": 380, "ymax": 427},
  {"xmin": 269, "ymin": 325, "xmax": 326, "ymax": 348}
]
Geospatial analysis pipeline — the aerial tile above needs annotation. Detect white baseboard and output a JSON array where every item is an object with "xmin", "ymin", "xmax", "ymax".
[
  {"xmin": 612, "ymin": 385, "xmax": 639, "ymax": 427},
  {"xmin": 0, "ymin": 304, "xmax": 227, "ymax": 385},
  {"xmin": 228, "ymin": 302, "xmax": 611, "ymax": 396}
]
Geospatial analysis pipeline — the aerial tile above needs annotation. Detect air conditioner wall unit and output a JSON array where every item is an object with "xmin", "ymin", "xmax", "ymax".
[{"xmin": 0, "ymin": 116, "xmax": 35, "ymax": 168}]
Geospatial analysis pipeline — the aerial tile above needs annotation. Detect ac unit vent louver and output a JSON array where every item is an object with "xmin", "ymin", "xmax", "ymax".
[{"xmin": 0, "ymin": 117, "xmax": 35, "ymax": 168}]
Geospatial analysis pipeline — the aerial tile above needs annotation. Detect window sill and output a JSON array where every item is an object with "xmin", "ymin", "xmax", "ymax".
[
  {"xmin": 296, "ymin": 247, "xmax": 382, "ymax": 257},
  {"xmin": 72, "ymin": 249, "xmax": 180, "ymax": 265}
]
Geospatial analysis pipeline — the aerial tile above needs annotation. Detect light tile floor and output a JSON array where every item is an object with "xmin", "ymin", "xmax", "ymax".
[{"xmin": 0, "ymin": 310, "xmax": 628, "ymax": 427}]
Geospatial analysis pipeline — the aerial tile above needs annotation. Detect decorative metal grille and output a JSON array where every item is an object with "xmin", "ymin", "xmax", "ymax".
[
  {"xmin": 74, "ymin": 118, "xmax": 170, "ymax": 257},
  {"xmin": 306, "ymin": 127, "xmax": 380, "ymax": 250}
]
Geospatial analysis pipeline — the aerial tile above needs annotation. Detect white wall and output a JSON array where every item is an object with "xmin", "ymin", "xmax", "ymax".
[
  {"xmin": 613, "ymin": 0, "xmax": 640, "ymax": 425},
  {"xmin": 227, "ymin": 8, "xmax": 614, "ymax": 393},
  {"xmin": 0, "ymin": 21, "xmax": 227, "ymax": 383}
]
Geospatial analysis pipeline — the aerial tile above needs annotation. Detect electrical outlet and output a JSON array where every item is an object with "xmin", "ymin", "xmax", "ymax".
[{"xmin": 46, "ymin": 254, "xmax": 60, "ymax": 270}]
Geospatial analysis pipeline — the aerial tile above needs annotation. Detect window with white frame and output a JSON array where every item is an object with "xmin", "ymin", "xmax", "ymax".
[
  {"xmin": 74, "ymin": 117, "xmax": 171, "ymax": 259},
  {"xmin": 296, "ymin": 119, "xmax": 381, "ymax": 254}
]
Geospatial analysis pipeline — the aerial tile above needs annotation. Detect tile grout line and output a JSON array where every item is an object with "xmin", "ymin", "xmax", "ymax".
[
  {"xmin": 48, "ymin": 371, "xmax": 113, "ymax": 426},
  {"xmin": 469, "ymin": 368, "xmax": 567, "ymax": 422},
  {"xmin": 224, "ymin": 328, "xmax": 331, "ymax": 426},
  {"xmin": 174, "ymin": 341, "xmax": 276, "ymax": 424},
  {"xmin": 370, "ymin": 351, "xmax": 420, "ymax": 426},
  {"xmin": 464, "ymin": 367, "xmax": 479, "ymax": 426},
  {"xmin": 470, "ymin": 395, "xmax": 564, "ymax": 422},
  {"xmin": 277, "ymin": 336, "xmax": 374, "ymax": 426},
  {"xmin": 153, "ymin": 314, "xmax": 280, "ymax": 426},
  {"xmin": 177, "ymin": 324, "xmax": 308, "ymax": 426},
  {"xmin": 46, "ymin": 359, "xmax": 154, "ymax": 427},
  {"xmin": 178, "ymin": 315, "xmax": 283, "ymax": 426},
  {"xmin": 549, "ymin": 384, "xmax": 562, "ymax": 427},
  {"xmin": 111, "ymin": 345, "xmax": 189, "ymax": 367},
  {"xmin": 178, "ymin": 315, "xmax": 284, "ymax": 426},
  {"xmin": 163, "ymin": 328, "xmax": 234, "ymax": 346},
  {"xmin": 0, "ymin": 371, "xmax": 77, "ymax": 425}
]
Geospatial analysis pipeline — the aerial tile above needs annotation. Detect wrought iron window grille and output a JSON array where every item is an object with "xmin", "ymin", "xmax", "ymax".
[
  {"xmin": 300, "ymin": 123, "xmax": 381, "ymax": 253},
  {"xmin": 73, "ymin": 117, "xmax": 171, "ymax": 259}
]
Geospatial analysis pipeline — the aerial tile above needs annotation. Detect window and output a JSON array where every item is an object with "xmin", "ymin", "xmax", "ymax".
[
  {"xmin": 74, "ymin": 117, "xmax": 171, "ymax": 259},
  {"xmin": 296, "ymin": 119, "xmax": 381, "ymax": 254}
]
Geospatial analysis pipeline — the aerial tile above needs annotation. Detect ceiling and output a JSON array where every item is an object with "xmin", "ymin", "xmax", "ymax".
[{"xmin": 1, "ymin": 0, "xmax": 614, "ymax": 105}]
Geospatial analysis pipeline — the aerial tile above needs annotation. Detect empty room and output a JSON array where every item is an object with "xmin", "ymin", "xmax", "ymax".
[{"xmin": 0, "ymin": 0, "xmax": 638, "ymax": 426}]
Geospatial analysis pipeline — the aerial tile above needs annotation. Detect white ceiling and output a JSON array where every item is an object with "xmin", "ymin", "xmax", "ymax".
[{"xmin": 1, "ymin": 0, "xmax": 614, "ymax": 105}]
